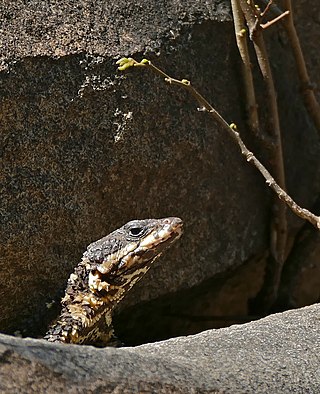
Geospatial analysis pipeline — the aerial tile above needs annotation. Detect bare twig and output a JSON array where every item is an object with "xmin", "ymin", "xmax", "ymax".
[
  {"xmin": 260, "ymin": 11, "xmax": 289, "ymax": 29},
  {"xmin": 259, "ymin": 0, "xmax": 320, "ymax": 134},
  {"xmin": 260, "ymin": 0, "xmax": 273, "ymax": 18},
  {"xmin": 239, "ymin": 1, "xmax": 288, "ymax": 310},
  {"xmin": 239, "ymin": 0, "xmax": 287, "ymax": 311},
  {"xmin": 116, "ymin": 57, "xmax": 320, "ymax": 231},
  {"xmin": 231, "ymin": 0, "xmax": 260, "ymax": 136},
  {"xmin": 238, "ymin": 1, "xmax": 287, "ymax": 270},
  {"xmin": 243, "ymin": 0, "xmax": 320, "ymax": 310},
  {"xmin": 259, "ymin": 0, "xmax": 283, "ymax": 17},
  {"xmin": 281, "ymin": 0, "xmax": 320, "ymax": 135}
]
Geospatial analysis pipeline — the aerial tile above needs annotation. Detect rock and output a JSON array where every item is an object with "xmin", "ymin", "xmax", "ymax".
[
  {"xmin": 0, "ymin": 0, "xmax": 266, "ymax": 336},
  {"xmin": 0, "ymin": 0, "xmax": 319, "ymax": 346},
  {"xmin": 0, "ymin": 304, "xmax": 319, "ymax": 393}
]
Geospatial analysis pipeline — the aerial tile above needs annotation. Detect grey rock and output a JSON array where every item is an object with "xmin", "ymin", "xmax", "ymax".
[
  {"xmin": 0, "ymin": 304, "xmax": 319, "ymax": 393},
  {"xmin": 0, "ymin": 0, "xmax": 268, "ymax": 335},
  {"xmin": 0, "ymin": 0, "xmax": 319, "ymax": 347}
]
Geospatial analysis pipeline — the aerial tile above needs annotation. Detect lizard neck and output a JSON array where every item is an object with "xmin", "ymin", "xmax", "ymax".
[{"xmin": 45, "ymin": 258, "xmax": 124, "ymax": 345}]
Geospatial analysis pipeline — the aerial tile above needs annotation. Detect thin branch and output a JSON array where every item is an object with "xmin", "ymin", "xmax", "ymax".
[
  {"xmin": 259, "ymin": 0, "xmax": 283, "ymax": 17},
  {"xmin": 238, "ymin": 0, "xmax": 287, "ymax": 265},
  {"xmin": 281, "ymin": 0, "xmax": 320, "ymax": 135},
  {"xmin": 259, "ymin": 0, "xmax": 320, "ymax": 135},
  {"xmin": 231, "ymin": 0, "xmax": 260, "ymax": 136},
  {"xmin": 116, "ymin": 57, "xmax": 320, "ymax": 231},
  {"xmin": 260, "ymin": 0, "xmax": 273, "ymax": 18},
  {"xmin": 242, "ymin": 0, "xmax": 319, "ymax": 312},
  {"xmin": 237, "ymin": 1, "xmax": 289, "ymax": 309},
  {"xmin": 260, "ymin": 11, "xmax": 289, "ymax": 29}
]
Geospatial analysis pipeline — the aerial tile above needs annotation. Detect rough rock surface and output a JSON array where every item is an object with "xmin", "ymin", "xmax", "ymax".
[
  {"xmin": 0, "ymin": 0, "xmax": 265, "ymax": 336},
  {"xmin": 0, "ymin": 304, "xmax": 319, "ymax": 393},
  {"xmin": 0, "ymin": 0, "xmax": 319, "ymax": 345}
]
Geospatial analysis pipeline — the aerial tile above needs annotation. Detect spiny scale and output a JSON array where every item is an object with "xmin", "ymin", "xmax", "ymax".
[{"xmin": 44, "ymin": 217, "xmax": 183, "ymax": 346}]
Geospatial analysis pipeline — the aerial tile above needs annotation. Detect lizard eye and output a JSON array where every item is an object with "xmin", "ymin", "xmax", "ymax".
[{"xmin": 129, "ymin": 226, "xmax": 145, "ymax": 237}]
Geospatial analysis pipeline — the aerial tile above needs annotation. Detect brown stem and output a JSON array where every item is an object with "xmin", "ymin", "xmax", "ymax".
[
  {"xmin": 238, "ymin": 1, "xmax": 288, "ymax": 311},
  {"xmin": 231, "ymin": 0, "xmax": 260, "ymax": 136},
  {"xmin": 260, "ymin": 11, "xmax": 289, "ymax": 29},
  {"xmin": 238, "ymin": 1, "xmax": 287, "ymax": 271},
  {"xmin": 282, "ymin": 0, "xmax": 320, "ymax": 135},
  {"xmin": 260, "ymin": 0, "xmax": 273, "ymax": 18},
  {"xmin": 259, "ymin": 0, "xmax": 282, "ymax": 17}
]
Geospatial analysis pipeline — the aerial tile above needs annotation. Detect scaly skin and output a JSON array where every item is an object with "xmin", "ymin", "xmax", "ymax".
[{"xmin": 44, "ymin": 217, "xmax": 183, "ymax": 346}]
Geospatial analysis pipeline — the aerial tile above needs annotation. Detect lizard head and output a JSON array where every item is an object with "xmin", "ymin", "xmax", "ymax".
[
  {"xmin": 85, "ymin": 217, "xmax": 183, "ymax": 301},
  {"xmin": 45, "ymin": 217, "xmax": 183, "ymax": 345}
]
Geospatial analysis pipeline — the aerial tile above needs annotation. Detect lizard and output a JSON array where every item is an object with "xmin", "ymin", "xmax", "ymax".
[{"xmin": 44, "ymin": 217, "xmax": 183, "ymax": 346}]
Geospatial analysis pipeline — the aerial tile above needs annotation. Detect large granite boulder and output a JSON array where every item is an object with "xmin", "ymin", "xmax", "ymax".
[
  {"xmin": 0, "ymin": 304, "xmax": 319, "ymax": 393},
  {"xmin": 0, "ymin": 0, "xmax": 319, "ymax": 359}
]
